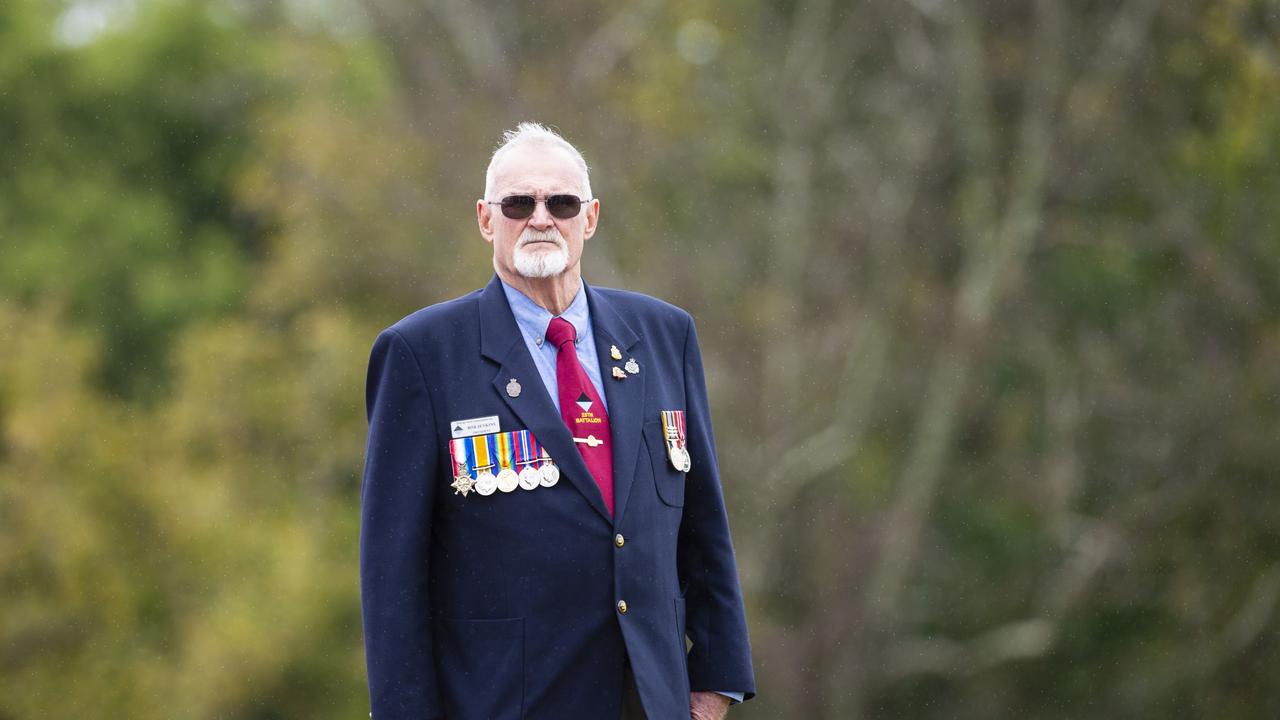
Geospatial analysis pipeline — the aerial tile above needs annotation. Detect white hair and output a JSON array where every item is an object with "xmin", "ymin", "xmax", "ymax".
[{"xmin": 483, "ymin": 122, "xmax": 592, "ymax": 201}]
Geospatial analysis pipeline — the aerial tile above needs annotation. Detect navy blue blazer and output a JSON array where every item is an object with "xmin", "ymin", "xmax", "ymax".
[{"xmin": 360, "ymin": 275, "xmax": 756, "ymax": 720}]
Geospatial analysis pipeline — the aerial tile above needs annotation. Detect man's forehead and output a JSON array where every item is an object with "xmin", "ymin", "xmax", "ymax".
[{"xmin": 492, "ymin": 145, "xmax": 583, "ymax": 193}]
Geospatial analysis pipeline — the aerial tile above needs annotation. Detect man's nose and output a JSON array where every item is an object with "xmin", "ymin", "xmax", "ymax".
[{"xmin": 528, "ymin": 200, "xmax": 555, "ymax": 229}]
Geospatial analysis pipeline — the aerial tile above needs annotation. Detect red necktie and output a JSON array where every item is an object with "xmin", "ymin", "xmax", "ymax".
[{"xmin": 546, "ymin": 317, "xmax": 614, "ymax": 514}]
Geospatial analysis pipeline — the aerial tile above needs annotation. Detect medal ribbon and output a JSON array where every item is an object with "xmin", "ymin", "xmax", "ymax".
[
  {"xmin": 470, "ymin": 434, "xmax": 491, "ymax": 473},
  {"xmin": 484, "ymin": 433, "xmax": 498, "ymax": 472},
  {"xmin": 531, "ymin": 433, "xmax": 550, "ymax": 467},
  {"xmin": 661, "ymin": 411, "xmax": 680, "ymax": 452},
  {"xmin": 514, "ymin": 430, "xmax": 529, "ymax": 466},
  {"xmin": 675, "ymin": 410, "xmax": 686, "ymax": 448},
  {"xmin": 449, "ymin": 438, "xmax": 467, "ymax": 476},
  {"xmin": 496, "ymin": 431, "xmax": 512, "ymax": 471},
  {"xmin": 538, "ymin": 437, "xmax": 553, "ymax": 466}
]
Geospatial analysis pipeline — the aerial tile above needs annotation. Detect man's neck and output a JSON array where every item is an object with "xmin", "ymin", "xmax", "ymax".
[{"xmin": 496, "ymin": 267, "xmax": 582, "ymax": 316}]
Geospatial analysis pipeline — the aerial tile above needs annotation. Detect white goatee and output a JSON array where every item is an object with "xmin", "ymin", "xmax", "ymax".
[{"xmin": 513, "ymin": 229, "xmax": 570, "ymax": 278}]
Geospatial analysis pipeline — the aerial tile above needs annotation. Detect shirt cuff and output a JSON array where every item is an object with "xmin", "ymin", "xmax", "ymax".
[{"xmin": 714, "ymin": 691, "xmax": 745, "ymax": 704}]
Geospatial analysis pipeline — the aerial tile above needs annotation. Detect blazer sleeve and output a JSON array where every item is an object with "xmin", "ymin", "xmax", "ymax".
[
  {"xmin": 677, "ymin": 314, "xmax": 758, "ymax": 700},
  {"xmin": 360, "ymin": 328, "xmax": 444, "ymax": 720}
]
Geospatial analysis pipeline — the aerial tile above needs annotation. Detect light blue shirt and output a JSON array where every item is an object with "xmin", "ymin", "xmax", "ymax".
[
  {"xmin": 502, "ymin": 278, "xmax": 744, "ymax": 706},
  {"xmin": 501, "ymin": 279, "xmax": 608, "ymax": 414}
]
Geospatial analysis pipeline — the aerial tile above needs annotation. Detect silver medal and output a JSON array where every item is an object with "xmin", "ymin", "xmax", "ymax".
[
  {"xmin": 669, "ymin": 446, "xmax": 691, "ymax": 473},
  {"xmin": 539, "ymin": 462, "xmax": 560, "ymax": 487},
  {"xmin": 496, "ymin": 468, "xmax": 519, "ymax": 493},
  {"xmin": 518, "ymin": 466, "xmax": 541, "ymax": 490},
  {"xmin": 475, "ymin": 470, "xmax": 498, "ymax": 496}
]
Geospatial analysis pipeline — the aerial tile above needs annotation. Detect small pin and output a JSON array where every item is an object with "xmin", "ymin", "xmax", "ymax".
[
  {"xmin": 625, "ymin": 358, "xmax": 640, "ymax": 375},
  {"xmin": 506, "ymin": 378, "xmax": 522, "ymax": 397},
  {"xmin": 573, "ymin": 435, "xmax": 605, "ymax": 448},
  {"xmin": 610, "ymin": 345, "xmax": 622, "ymax": 360},
  {"xmin": 612, "ymin": 366, "xmax": 627, "ymax": 380}
]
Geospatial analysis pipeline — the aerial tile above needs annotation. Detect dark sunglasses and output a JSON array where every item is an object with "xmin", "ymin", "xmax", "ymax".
[{"xmin": 488, "ymin": 194, "xmax": 591, "ymax": 220}]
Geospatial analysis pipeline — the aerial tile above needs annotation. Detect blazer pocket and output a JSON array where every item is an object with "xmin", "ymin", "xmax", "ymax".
[
  {"xmin": 645, "ymin": 420, "xmax": 686, "ymax": 507},
  {"xmin": 435, "ymin": 616, "xmax": 524, "ymax": 720}
]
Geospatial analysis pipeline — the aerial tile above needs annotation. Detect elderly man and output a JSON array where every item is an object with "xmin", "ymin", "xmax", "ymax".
[{"xmin": 360, "ymin": 123, "xmax": 755, "ymax": 720}]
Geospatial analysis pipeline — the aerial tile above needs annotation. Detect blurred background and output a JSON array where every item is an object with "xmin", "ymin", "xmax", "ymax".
[{"xmin": 2, "ymin": 0, "xmax": 1279, "ymax": 717}]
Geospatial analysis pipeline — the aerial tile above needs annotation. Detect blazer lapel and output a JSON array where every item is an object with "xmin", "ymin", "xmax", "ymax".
[
  {"xmin": 585, "ymin": 283, "xmax": 644, "ymax": 527},
  {"xmin": 478, "ymin": 275, "xmax": 612, "ymax": 523}
]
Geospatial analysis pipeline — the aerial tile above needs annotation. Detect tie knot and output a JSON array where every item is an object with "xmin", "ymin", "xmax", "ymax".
[{"xmin": 546, "ymin": 317, "xmax": 577, "ymax": 348}]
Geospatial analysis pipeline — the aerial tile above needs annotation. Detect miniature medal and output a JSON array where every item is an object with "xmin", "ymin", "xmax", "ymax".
[
  {"xmin": 515, "ymin": 430, "xmax": 541, "ymax": 489},
  {"xmin": 660, "ymin": 410, "xmax": 692, "ymax": 472},
  {"xmin": 610, "ymin": 345, "xmax": 622, "ymax": 360},
  {"xmin": 451, "ymin": 473, "xmax": 475, "ymax": 497},
  {"xmin": 448, "ymin": 438, "xmax": 473, "ymax": 496},
  {"xmin": 625, "ymin": 358, "xmax": 639, "ymax": 374},
  {"xmin": 474, "ymin": 470, "xmax": 498, "ymax": 495},
  {"xmin": 538, "ymin": 448, "xmax": 560, "ymax": 487},
  {"xmin": 539, "ymin": 462, "xmax": 560, "ymax": 487},
  {"xmin": 506, "ymin": 378, "xmax": 522, "ymax": 398},
  {"xmin": 495, "ymin": 431, "xmax": 519, "ymax": 492},
  {"xmin": 472, "ymin": 434, "xmax": 497, "ymax": 495},
  {"xmin": 671, "ymin": 446, "xmax": 692, "ymax": 473},
  {"xmin": 612, "ymin": 367, "xmax": 627, "ymax": 380}
]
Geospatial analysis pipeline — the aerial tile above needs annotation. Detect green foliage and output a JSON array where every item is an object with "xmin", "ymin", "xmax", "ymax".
[{"xmin": 0, "ymin": 0, "xmax": 260, "ymax": 400}]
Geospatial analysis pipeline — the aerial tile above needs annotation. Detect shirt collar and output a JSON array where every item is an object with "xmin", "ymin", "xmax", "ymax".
[{"xmin": 500, "ymin": 277, "xmax": 590, "ymax": 346}]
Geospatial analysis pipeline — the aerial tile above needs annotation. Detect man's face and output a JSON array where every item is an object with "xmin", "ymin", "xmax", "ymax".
[{"xmin": 477, "ymin": 144, "xmax": 599, "ymax": 281}]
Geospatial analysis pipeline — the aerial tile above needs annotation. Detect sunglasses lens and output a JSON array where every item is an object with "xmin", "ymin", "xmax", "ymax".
[
  {"xmin": 546, "ymin": 195, "xmax": 583, "ymax": 219},
  {"xmin": 500, "ymin": 196, "xmax": 536, "ymax": 219}
]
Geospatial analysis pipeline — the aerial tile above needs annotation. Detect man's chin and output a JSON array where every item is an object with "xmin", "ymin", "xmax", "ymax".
[{"xmin": 513, "ymin": 250, "xmax": 569, "ymax": 279}]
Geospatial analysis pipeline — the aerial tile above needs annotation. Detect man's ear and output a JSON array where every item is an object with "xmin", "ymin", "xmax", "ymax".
[
  {"xmin": 582, "ymin": 198, "xmax": 600, "ymax": 240},
  {"xmin": 477, "ymin": 199, "xmax": 495, "ymax": 243}
]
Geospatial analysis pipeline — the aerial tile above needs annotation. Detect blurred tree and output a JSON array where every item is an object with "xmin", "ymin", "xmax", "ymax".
[{"xmin": 0, "ymin": 0, "xmax": 262, "ymax": 400}]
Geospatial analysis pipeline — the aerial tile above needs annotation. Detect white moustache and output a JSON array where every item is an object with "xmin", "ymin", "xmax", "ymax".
[{"xmin": 518, "ymin": 229, "xmax": 567, "ymax": 248}]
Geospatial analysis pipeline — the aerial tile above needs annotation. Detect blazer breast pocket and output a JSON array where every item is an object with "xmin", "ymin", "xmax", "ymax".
[{"xmin": 644, "ymin": 419, "xmax": 686, "ymax": 507}]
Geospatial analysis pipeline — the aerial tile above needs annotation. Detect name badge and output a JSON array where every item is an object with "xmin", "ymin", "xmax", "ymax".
[{"xmin": 450, "ymin": 415, "xmax": 500, "ymax": 438}]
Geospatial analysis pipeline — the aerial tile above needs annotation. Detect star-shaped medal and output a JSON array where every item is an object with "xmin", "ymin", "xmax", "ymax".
[{"xmin": 452, "ymin": 473, "xmax": 475, "ymax": 497}]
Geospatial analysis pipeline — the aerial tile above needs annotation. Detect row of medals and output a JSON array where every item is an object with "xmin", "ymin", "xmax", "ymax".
[{"xmin": 458, "ymin": 458, "xmax": 559, "ymax": 497}]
